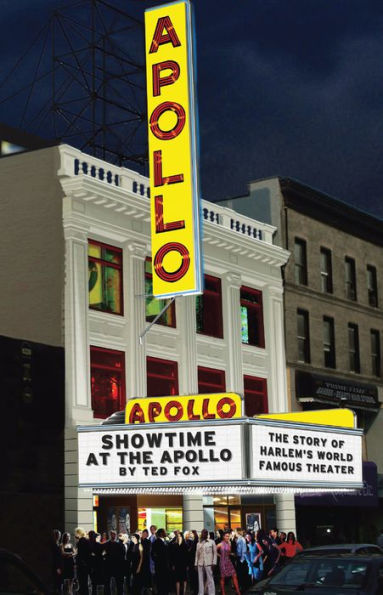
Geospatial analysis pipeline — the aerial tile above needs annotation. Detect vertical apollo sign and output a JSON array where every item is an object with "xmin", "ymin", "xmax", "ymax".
[{"xmin": 145, "ymin": 0, "xmax": 202, "ymax": 298}]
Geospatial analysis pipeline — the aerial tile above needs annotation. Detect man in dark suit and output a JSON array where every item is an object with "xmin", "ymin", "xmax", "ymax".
[
  {"xmin": 151, "ymin": 528, "xmax": 169, "ymax": 595},
  {"xmin": 104, "ymin": 530, "xmax": 126, "ymax": 595}
]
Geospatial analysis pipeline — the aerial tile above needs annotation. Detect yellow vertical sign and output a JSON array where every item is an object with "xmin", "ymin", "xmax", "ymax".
[{"xmin": 145, "ymin": 0, "xmax": 202, "ymax": 298}]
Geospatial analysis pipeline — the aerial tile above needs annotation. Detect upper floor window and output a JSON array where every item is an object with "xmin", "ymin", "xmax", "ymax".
[
  {"xmin": 345, "ymin": 257, "xmax": 357, "ymax": 301},
  {"xmin": 88, "ymin": 240, "xmax": 123, "ymax": 315},
  {"xmin": 320, "ymin": 248, "xmax": 333, "ymax": 293},
  {"xmin": 323, "ymin": 316, "xmax": 336, "ymax": 369},
  {"xmin": 145, "ymin": 258, "xmax": 176, "ymax": 327},
  {"xmin": 90, "ymin": 346, "xmax": 125, "ymax": 419},
  {"xmin": 367, "ymin": 265, "xmax": 378, "ymax": 307},
  {"xmin": 348, "ymin": 323, "xmax": 360, "ymax": 373},
  {"xmin": 244, "ymin": 376, "xmax": 268, "ymax": 416},
  {"xmin": 241, "ymin": 287, "xmax": 265, "ymax": 347},
  {"xmin": 371, "ymin": 329, "xmax": 381, "ymax": 377},
  {"xmin": 297, "ymin": 309, "xmax": 310, "ymax": 363},
  {"xmin": 198, "ymin": 367, "xmax": 226, "ymax": 393},
  {"xmin": 146, "ymin": 357, "xmax": 178, "ymax": 397},
  {"xmin": 196, "ymin": 275, "xmax": 223, "ymax": 338},
  {"xmin": 294, "ymin": 238, "xmax": 307, "ymax": 285}
]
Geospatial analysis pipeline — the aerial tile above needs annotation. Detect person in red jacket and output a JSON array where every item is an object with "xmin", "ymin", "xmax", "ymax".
[{"xmin": 278, "ymin": 532, "xmax": 303, "ymax": 559}]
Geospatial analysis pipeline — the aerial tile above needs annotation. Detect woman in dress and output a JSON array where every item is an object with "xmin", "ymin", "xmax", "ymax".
[
  {"xmin": 129, "ymin": 534, "xmax": 144, "ymax": 595},
  {"xmin": 245, "ymin": 532, "xmax": 259, "ymax": 583},
  {"xmin": 216, "ymin": 532, "xmax": 240, "ymax": 595},
  {"xmin": 170, "ymin": 532, "xmax": 189, "ymax": 595},
  {"xmin": 60, "ymin": 532, "xmax": 76, "ymax": 595},
  {"xmin": 253, "ymin": 529, "xmax": 267, "ymax": 581}
]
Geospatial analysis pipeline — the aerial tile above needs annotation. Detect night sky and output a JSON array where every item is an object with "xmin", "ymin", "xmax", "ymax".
[{"xmin": 1, "ymin": 0, "xmax": 383, "ymax": 216}]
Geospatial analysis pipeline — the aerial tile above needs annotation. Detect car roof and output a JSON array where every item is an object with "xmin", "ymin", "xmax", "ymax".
[
  {"xmin": 292, "ymin": 553, "xmax": 383, "ymax": 561},
  {"xmin": 302, "ymin": 543, "xmax": 383, "ymax": 552}
]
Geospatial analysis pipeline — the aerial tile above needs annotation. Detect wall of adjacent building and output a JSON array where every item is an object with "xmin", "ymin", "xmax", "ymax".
[{"xmin": 0, "ymin": 147, "xmax": 65, "ymax": 347}]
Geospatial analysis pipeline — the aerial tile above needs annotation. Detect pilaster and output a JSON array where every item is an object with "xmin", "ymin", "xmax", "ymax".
[
  {"xmin": 183, "ymin": 494, "xmax": 204, "ymax": 531},
  {"xmin": 222, "ymin": 272, "xmax": 243, "ymax": 394},
  {"xmin": 178, "ymin": 295, "xmax": 198, "ymax": 394},
  {"xmin": 64, "ymin": 224, "xmax": 93, "ymax": 423},
  {"xmin": 263, "ymin": 285, "xmax": 288, "ymax": 413},
  {"xmin": 275, "ymin": 494, "xmax": 297, "ymax": 534},
  {"xmin": 125, "ymin": 241, "xmax": 147, "ymax": 399}
]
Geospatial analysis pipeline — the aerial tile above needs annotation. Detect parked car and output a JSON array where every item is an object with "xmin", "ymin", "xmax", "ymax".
[
  {"xmin": 252, "ymin": 553, "xmax": 383, "ymax": 594},
  {"xmin": 0, "ymin": 549, "xmax": 48, "ymax": 594},
  {"xmin": 296, "ymin": 543, "xmax": 383, "ymax": 556}
]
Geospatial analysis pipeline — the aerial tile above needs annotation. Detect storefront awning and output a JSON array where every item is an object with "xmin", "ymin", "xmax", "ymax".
[{"xmin": 296, "ymin": 371, "xmax": 380, "ymax": 412}]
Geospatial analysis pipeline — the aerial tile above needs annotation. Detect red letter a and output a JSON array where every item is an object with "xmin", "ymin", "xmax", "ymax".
[{"xmin": 149, "ymin": 16, "xmax": 181, "ymax": 53}]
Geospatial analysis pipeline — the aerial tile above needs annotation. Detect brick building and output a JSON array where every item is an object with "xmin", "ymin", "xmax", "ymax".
[{"xmin": 220, "ymin": 176, "xmax": 383, "ymax": 544}]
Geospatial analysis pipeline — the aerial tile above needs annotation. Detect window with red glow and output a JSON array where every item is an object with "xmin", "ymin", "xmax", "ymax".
[
  {"xmin": 88, "ymin": 240, "xmax": 123, "ymax": 315},
  {"xmin": 145, "ymin": 258, "xmax": 176, "ymax": 327},
  {"xmin": 196, "ymin": 275, "xmax": 223, "ymax": 338},
  {"xmin": 90, "ymin": 346, "xmax": 126, "ymax": 419},
  {"xmin": 241, "ymin": 286, "xmax": 265, "ymax": 347},
  {"xmin": 147, "ymin": 357, "xmax": 179, "ymax": 397},
  {"xmin": 198, "ymin": 366, "xmax": 226, "ymax": 393},
  {"xmin": 244, "ymin": 375, "xmax": 268, "ymax": 416}
]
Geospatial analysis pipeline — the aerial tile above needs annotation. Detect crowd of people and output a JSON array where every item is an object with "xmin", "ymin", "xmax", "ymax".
[{"xmin": 51, "ymin": 526, "xmax": 303, "ymax": 595}]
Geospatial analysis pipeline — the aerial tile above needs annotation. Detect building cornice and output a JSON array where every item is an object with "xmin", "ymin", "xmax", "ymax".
[{"xmin": 57, "ymin": 145, "xmax": 289, "ymax": 269}]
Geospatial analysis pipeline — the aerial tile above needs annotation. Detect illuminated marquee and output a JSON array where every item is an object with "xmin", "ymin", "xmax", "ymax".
[
  {"xmin": 145, "ymin": 0, "xmax": 202, "ymax": 298},
  {"xmin": 125, "ymin": 393, "xmax": 242, "ymax": 424},
  {"xmin": 77, "ymin": 418, "xmax": 363, "ymax": 491}
]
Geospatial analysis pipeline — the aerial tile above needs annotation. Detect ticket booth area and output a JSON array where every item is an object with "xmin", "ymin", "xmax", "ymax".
[
  {"xmin": 95, "ymin": 495, "xmax": 183, "ymax": 535},
  {"xmin": 94, "ymin": 492, "xmax": 277, "ymax": 535}
]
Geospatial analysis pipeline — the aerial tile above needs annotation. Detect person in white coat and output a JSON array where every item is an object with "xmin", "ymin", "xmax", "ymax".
[{"xmin": 195, "ymin": 529, "xmax": 217, "ymax": 595}]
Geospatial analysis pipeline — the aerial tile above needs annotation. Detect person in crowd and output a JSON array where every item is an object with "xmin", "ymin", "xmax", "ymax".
[
  {"xmin": 104, "ymin": 529, "xmax": 126, "ymax": 595},
  {"xmin": 245, "ymin": 532, "xmax": 258, "ymax": 583},
  {"xmin": 170, "ymin": 531, "xmax": 189, "ymax": 595},
  {"xmin": 149, "ymin": 525, "xmax": 157, "ymax": 580},
  {"xmin": 253, "ymin": 529, "xmax": 268, "ymax": 581},
  {"xmin": 269, "ymin": 528, "xmax": 280, "ymax": 544},
  {"xmin": 152, "ymin": 528, "xmax": 170, "ymax": 595},
  {"xmin": 60, "ymin": 532, "xmax": 76, "ymax": 595},
  {"xmin": 235, "ymin": 528, "xmax": 249, "ymax": 591},
  {"xmin": 130, "ymin": 534, "xmax": 144, "ymax": 595},
  {"xmin": 263, "ymin": 528, "xmax": 280, "ymax": 577},
  {"xmin": 278, "ymin": 531, "xmax": 303, "ymax": 559},
  {"xmin": 101, "ymin": 532, "xmax": 108, "ymax": 544},
  {"xmin": 216, "ymin": 531, "xmax": 240, "ymax": 595},
  {"xmin": 88, "ymin": 530, "xmax": 104, "ymax": 595},
  {"xmin": 185, "ymin": 531, "xmax": 198, "ymax": 595},
  {"xmin": 195, "ymin": 529, "xmax": 217, "ymax": 595},
  {"xmin": 139, "ymin": 529, "xmax": 153, "ymax": 594},
  {"xmin": 75, "ymin": 527, "xmax": 91, "ymax": 595},
  {"xmin": 51, "ymin": 529, "xmax": 63, "ymax": 593}
]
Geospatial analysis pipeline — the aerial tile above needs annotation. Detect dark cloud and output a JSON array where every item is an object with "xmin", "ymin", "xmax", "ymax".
[{"xmin": 1, "ymin": 0, "xmax": 383, "ymax": 216}]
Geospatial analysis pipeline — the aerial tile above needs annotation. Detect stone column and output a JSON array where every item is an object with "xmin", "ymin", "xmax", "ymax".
[
  {"xmin": 183, "ymin": 494, "xmax": 204, "ymax": 531},
  {"xmin": 222, "ymin": 272, "xmax": 243, "ymax": 394},
  {"xmin": 125, "ymin": 241, "xmax": 147, "ymax": 399},
  {"xmin": 275, "ymin": 494, "xmax": 297, "ymax": 534}
]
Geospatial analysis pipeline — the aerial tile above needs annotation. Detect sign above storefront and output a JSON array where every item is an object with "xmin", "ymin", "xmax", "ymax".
[
  {"xmin": 125, "ymin": 393, "xmax": 242, "ymax": 424},
  {"xmin": 78, "ymin": 418, "xmax": 363, "ymax": 493},
  {"xmin": 296, "ymin": 370, "xmax": 380, "ymax": 411},
  {"xmin": 145, "ymin": 0, "xmax": 202, "ymax": 299}
]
